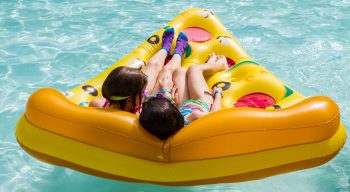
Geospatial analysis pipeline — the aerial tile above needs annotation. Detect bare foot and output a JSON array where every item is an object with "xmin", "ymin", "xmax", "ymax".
[
  {"xmin": 204, "ymin": 55, "xmax": 228, "ymax": 76},
  {"xmin": 216, "ymin": 55, "xmax": 229, "ymax": 70},
  {"xmin": 206, "ymin": 53, "xmax": 217, "ymax": 64}
]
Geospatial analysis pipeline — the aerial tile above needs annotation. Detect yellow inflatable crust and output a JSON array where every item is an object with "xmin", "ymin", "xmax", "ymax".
[{"xmin": 16, "ymin": 8, "xmax": 346, "ymax": 185}]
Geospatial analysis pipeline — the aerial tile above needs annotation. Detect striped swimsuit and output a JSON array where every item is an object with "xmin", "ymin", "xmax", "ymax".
[{"xmin": 179, "ymin": 99, "xmax": 211, "ymax": 125}]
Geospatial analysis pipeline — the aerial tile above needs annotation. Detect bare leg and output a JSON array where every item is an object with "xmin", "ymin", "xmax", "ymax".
[
  {"xmin": 143, "ymin": 28, "xmax": 176, "ymax": 94},
  {"xmin": 152, "ymin": 54, "xmax": 182, "ymax": 94},
  {"xmin": 165, "ymin": 54, "xmax": 182, "ymax": 71},
  {"xmin": 143, "ymin": 49, "xmax": 168, "ymax": 93},
  {"xmin": 151, "ymin": 32, "xmax": 188, "ymax": 94},
  {"xmin": 172, "ymin": 67, "xmax": 189, "ymax": 107},
  {"xmin": 187, "ymin": 54, "xmax": 228, "ymax": 103}
]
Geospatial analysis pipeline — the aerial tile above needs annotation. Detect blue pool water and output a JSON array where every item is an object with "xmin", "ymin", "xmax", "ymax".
[{"xmin": 1, "ymin": 0, "xmax": 350, "ymax": 191}]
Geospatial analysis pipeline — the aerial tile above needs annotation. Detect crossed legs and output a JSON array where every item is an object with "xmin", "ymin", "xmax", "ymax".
[{"xmin": 174, "ymin": 54, "xmax": 228, "ymax": 106}]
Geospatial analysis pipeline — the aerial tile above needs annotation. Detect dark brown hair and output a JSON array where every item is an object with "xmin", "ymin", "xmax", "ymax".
[
  {"xmin": 102, "ymin": 66, "xmax": 147, "ymax": 112},
  {"xmin": 139, "ymin": 98, "xmax": 184, "ymax": 140}
]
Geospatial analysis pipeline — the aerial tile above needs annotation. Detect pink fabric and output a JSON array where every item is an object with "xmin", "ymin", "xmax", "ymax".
[
  {"xmin": 182, "ymin": 27, "xmax": 212, "ymax": 43},
  {"xmin": 234, "ymin": 93, "xmax": 276, "ymax": 108},
  {"xmin": 133, "ymin": 105, "xmax": 142, "ymax": 114},
  {"xmin": 103, "ymin": 99, "xmax": 110, "ymax": 108}
]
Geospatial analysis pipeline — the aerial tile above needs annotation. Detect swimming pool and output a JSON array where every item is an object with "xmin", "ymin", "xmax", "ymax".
[{"xmin": 1, "ymin": 0, "xmax": 349, "ymax": 191}]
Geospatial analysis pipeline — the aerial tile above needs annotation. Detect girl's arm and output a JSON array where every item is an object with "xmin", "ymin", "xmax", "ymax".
[
  {"xmin": 185, "ymin": 111, "xmax": 206, "ymax": 124},
  {"xmin": 89, "ymin": 97, "xmax": 107, "ymax": 108},
  {"xmin": 210, "ymin": 87, "xmax": 223, "ymax": 112}
]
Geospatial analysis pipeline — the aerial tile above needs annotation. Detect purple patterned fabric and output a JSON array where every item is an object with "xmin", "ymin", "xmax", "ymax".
[
  {"xmin": 161, "ymin": 27, "xmax": 174, "ymax": 55},
  {"xmin": 173, "ymin": 32, "xmax": 188, "ymax": 57}
]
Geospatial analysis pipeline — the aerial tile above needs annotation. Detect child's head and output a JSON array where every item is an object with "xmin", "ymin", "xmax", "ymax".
[
  {"xmin": 102, "ymin": 66, "xmax": 147, "ymax": 112},
  {"xmin": 139, "ymin": 95, "xmax": 184, "ymax": 140}
]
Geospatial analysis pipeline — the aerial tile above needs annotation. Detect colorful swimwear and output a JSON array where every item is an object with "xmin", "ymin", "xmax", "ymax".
[
  {"xmin": 132, "ymin": 105, "xmax": 142, "ymax": 114},
  {"xmin": 144, "ymin": 91, "xmax": 176, "ymax": 105},
  {"xmin": 142, "ymin": 89, "xmax": 149, "ymax": 98},
  {"xmin": 102, "ymin": 99, "xmax": 110, "ymax": 108},
  {"xmin": 179, "ymin": 99, "xmax": 211, "ymax": 125}
]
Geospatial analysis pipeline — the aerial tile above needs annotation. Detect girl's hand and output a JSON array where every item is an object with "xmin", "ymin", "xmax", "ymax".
[{"xmin": 171, "ymin": 86, "xmax": 179, "ymax": 106}]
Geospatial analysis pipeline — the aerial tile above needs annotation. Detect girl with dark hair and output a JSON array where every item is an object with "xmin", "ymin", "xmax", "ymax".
[
  {"xmin": 89, "ymin": 27, "xmax": 188, "ymax": 115},
  {"xmin": 96, "ymin": 66, "xmax": 148, "ymax": 113},
  {"xmin": 139, "ymin": 53, "xmax": 228, "ymax": 140},
  {"xmin": 139, "ymin": 32, "xmax": 189, "ymax": 140}
]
